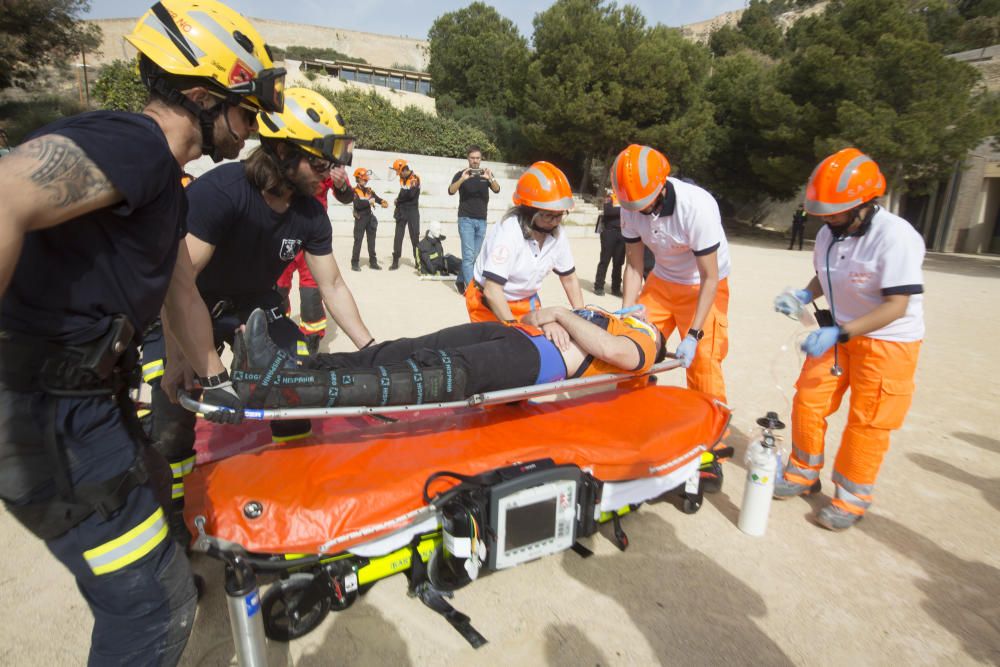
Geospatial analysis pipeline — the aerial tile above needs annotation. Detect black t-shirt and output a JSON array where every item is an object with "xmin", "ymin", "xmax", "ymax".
[
  {"xmin": 452, "ymin": 171, "xmax": 492, "ymax": 220},
  {"xmin": 187, "ymin": 163, "xmax": 333, "ymax": 302},
  {"xmin": 0, "ymin": 111, "xmax": 185, "ymax": 344}
]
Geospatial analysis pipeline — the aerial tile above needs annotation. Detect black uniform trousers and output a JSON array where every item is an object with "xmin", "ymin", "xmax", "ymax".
[
  {"xmin": 392, "ymin": 205, "xmax": 421, "ymax": 262},
  {"xmin": 595, "ymin": 225, "xmax": 626, "ymax": 291},
  {"xmin": 352, "ymin": 212, "xmax": 378, "ymax": 265}
]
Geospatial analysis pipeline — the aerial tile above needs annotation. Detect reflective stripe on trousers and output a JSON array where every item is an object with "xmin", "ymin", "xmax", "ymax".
[{"xmin": 788, "ymin": 336, "xmax": 920, "ymax": 515}]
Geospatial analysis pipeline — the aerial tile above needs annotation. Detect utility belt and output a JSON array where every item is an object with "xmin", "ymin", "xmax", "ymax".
[
  {"xmin": 207, "ymin": 295, "xmax": 286, "ymax": 325},
  {"xmin": 0, "ymin": 315, "xmax": 139, "ymax": 395},
  {"xmin": 0, "ymin": 316, "xmax": 154, "ymax": 540}
]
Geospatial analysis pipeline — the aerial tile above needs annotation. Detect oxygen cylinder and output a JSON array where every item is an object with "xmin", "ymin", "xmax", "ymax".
[{"xmin": 738, "ymin": 412, "xmax": 785, "ymax": 537}]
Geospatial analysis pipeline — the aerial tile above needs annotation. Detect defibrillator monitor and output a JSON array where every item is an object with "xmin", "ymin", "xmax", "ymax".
[{"xmin": 487, "ymin": 465, "xmax": 581, "ymax": 570}]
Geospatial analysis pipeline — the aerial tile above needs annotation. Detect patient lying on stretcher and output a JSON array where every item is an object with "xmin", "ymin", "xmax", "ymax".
[{"xmin": 231, "ymin": 306, "xmax": 667, "ymax": 408}]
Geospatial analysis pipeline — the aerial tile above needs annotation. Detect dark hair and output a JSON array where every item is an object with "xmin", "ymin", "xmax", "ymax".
[
  {"xmin": 244, "ymin": 143, "xmax": 289, "ymax": 193},
  {"xmin": 466, "ymin": 145, "xmax": 482, "ymax": 156},
  {"xmin": 502, "ymin": 205, "xmax": 562, "ymax": 240},
  {"xmin": 655, "ymin": 331, "xmax": 668, "ymax": 364}
]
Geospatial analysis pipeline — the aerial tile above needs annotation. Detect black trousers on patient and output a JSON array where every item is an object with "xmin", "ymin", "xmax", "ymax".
[{"xmin": 310, "ymin": 322, "xmax": 540, "ymax": 395}]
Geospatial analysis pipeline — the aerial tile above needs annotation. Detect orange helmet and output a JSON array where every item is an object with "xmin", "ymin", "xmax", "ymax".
[
  {"xmin": 805, "ymin": 148, "xmax": 885, "ymax": 216},
  {"xmin": 512, "ymin": 161, "xmax": 574, "ymax": 211},
  {"xmin": 391, "ymin": 159, "xmax": 408, "ymax": 173},
  {"xmin": 610, "ymin": 144, "xmax": 671, "ymax": 212},
  {"xmin": 353, "ymin": 167, "xmax": 370, "ymax": 181}
]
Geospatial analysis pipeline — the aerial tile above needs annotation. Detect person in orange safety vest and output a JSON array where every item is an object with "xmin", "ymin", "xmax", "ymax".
[{"xmin": 772, "ymin": 147, "xmax": 925, "ymax": 531}]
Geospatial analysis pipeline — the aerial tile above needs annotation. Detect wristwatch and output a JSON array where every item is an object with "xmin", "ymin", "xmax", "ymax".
[
  {"xmin": 198, "ymin": 370, "xmax": 231, "ymax": 388},
  {"xmin": 837, "ymin": 326, "xmax": 850, "ymax": 344},
  {"xmin": 687, "ymin": 328, "xmax": 704, "ymax": 341}
]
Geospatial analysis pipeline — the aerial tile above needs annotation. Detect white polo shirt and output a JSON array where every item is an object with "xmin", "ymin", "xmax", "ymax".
[
  {"xmin": 473, "ymin": 215, "xmax": 576, "ymax": 300},
  {"xmin": 620, "ymin": 177, "xmax": 731, "ymax": 285},
  {"xmin": 813, "ymin": 207, "xmax": 925, "ymax": 342}
]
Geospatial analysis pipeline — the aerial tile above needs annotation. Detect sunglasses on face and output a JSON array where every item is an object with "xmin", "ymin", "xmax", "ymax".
[
  {"xmin": 307, "ymin": 155, "xmax": 333, "ymax": 172},
  {"xmin": 537, "ymin": 211, "xmax": 567, "ymax": 222}
]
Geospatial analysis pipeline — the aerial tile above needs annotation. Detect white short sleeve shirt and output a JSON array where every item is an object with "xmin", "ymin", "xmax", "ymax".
[
  {"xmin": 473, "ymin": 215, "xmax": 576, "ymax": 300},
  {"xmin": 620, "ymin": 178, "xmax": 731, "ymax": 285},
  {"xmin": 812, "ymin": 207, "xmax": 925, "ymax": 342}
]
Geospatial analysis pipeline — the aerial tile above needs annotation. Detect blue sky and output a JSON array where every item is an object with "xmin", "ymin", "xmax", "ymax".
[{"xmin": 84, "ymin": 1, "xmax": 749, "ymax": 40}]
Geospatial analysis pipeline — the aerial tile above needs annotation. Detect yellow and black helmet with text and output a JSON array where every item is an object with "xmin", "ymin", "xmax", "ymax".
[
  {"xmin": 126, "ymin": 0, "xmax": 285, "ymax": 113},
  {"xmin": 258, "ymin": 88, "xmax": 355, "ymax": 166}
]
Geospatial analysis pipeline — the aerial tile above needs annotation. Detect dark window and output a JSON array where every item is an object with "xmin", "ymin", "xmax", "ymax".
[
  {"xmin": 356, "ymin": 71, "xmax": 372, "ymax": 85},
  {"xmin": 340, "ymin": 69, "xmax": 356, "ymax": 82},
  {"xmin": 389, "ymin": 75, "xmax": 403, "ymax": 90},
  {"xmin": 418, "ymin": 80, "xmax": 431, "ymax": 96},
  {"xmin": 404, "ymin": 78, "xmax": 417, "ymax": 92},
  {"xmin": 373, "ymin": 74, "xmax": 387, "ymax": 88}
]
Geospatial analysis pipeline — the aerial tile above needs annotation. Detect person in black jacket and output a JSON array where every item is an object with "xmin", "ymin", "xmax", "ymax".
[
  {"xmin": 594, "ymin": 190, "xmax": 625, "ymax": 296},
  {"xmin": 390, "ymin": 158, "xmax": 421, "ymax": 270},
  {"xmin": 789, "ymin": 203, "xmax": 808, "ymax": 250},
  {"xmin": 352, "ymin": 167, "xmax": 388, "ymax": 270}
]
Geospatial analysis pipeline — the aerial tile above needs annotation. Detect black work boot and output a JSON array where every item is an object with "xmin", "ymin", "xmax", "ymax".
[
  {"xmin": 611, "ymin": 285, "xmax": 622, "ymax": 298},
  {"xmin": 389, "ymin": 254, "xmax": 400, "ymax": 271},
  {"xmin": 369, "ymin": 258, "xmax": 382, "ymax": 270},
  {"xmin": 594, "ymin": 284, "xmax": 605, "ymax": 296},
  {"xmin": 351, "ymin": 261, "xmax": 361, "ymax": 272},
  {"xmin": 242, "ymin": 309, "xmax": 297, "ymax": 371}
]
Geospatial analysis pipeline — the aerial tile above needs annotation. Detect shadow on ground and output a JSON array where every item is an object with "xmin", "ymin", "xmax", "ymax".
[
  {"xmin": 561, "ymin": 512, "xmax": 793, "ymax": 665},
  {"xmin": 544, "ymin": 623, "xmax": 608, "ymax": 666},
  {"xmin": 953, "ymin": 431, "xmax": 1000, "ymax": 455},
  {"xmin": 909, "ymin": 452, "xmax": 1000, "ymax": 513},
  {"xmin": 860, "ymin": 514, "xmax": 1000, "ymax": 665}
]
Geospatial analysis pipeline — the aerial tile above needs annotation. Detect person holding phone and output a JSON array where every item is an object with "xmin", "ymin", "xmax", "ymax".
[{"xmin": 449, "ymin": 144, "xmax": 500, "ymax": 292}]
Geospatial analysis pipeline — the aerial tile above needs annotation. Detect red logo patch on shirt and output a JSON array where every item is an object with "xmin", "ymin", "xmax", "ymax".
[
  {"xmin": 849, "ymin": 271, "xmax": 873, "ymax": 286},
  {"xmin": 491, "ymin": 246, "xmax": 511, "ymax": 265}
]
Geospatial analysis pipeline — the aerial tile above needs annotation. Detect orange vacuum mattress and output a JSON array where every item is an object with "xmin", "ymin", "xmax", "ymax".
[{"xmin": 184, "ymin": 385, "xmax": 730, "ymax": 555}]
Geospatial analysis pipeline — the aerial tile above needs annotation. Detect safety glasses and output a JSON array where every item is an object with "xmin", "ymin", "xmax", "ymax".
[
  {"xmin": 229, "ymin": 67, "xmax": 286, "ymax": 113},
  {"xmin": 293, "ymin": 134, "xmax": 356, "ymax": 167},
  {"xmin": 306, "ymin": 155, "xmax": 333, "ymax": 173}
]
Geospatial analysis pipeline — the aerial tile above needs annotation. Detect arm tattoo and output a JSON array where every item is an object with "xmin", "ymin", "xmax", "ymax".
[{"xmin": 22, "ymin": 135, "xmax": 113, "ymax": 209}]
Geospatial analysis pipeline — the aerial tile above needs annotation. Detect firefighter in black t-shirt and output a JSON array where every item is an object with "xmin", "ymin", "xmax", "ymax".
[
  {"xmin": 352, "ymin": 167, "xmax": 389, "ymax": 270},
  {"xmin": 145, "ymin": 89, "xmax": 375, "ymax": 534},
  {"xmin": 0, "ymin": 2, "xmax": 283, "ymax": 662},
  {"xmin": 448, "ymin": 144, "xmax": 500, "ymax": 292}
]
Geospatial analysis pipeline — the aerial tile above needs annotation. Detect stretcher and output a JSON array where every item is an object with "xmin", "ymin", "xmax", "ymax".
[{"xmin": 180, "ymin": 362, "xmax": 732, "ymax": 665}]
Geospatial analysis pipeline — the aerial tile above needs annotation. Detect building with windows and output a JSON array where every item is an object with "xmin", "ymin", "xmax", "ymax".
[{"xmin": 299, "ymin": 59, "xmax": 432, "ymax": 96}]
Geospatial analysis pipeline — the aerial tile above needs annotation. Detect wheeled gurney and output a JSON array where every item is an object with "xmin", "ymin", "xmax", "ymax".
[{"xmin": 180, "ymin": 363, "xmax": 731, "ymax": 664}]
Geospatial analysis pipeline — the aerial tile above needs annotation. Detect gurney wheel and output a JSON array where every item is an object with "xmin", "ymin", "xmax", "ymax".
[
  {"xmin": 682, "ymin": 496, "xmax": 702, "ymax": 514},
  {"xmin": 261, "ymin": 574, "xmax": 331, "ymax": 642}
]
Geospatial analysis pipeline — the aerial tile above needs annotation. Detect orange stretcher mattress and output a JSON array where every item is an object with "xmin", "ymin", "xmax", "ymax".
[{"xmin": 184, "ymin": 385, "xmax": 730, "ymax": 555}]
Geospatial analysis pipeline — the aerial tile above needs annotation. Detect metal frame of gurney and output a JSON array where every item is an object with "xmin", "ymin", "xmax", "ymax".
[{"xmin": 180, "ymin": 360, "xmax": 732, "ymax": 667}]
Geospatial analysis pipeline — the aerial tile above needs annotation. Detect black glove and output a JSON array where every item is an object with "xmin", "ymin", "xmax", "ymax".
[{"xmin": 202, "ymin": 382, "xmax": 244, "ymax": 424}]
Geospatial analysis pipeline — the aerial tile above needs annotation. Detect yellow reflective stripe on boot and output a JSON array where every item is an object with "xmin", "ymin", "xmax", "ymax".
[
  {"xmin": 142, "ymin": 359, "xmax": 165, "ymax": 383},
  {"xmin": 171, "ymin": 482, "xmax": 185, "ymax": 500},
  {"xmin": 83, "ymin": 507, "xmax": 168, "ymax": 575}
]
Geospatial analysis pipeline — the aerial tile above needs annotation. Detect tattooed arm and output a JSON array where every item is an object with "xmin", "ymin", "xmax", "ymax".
[{"xmin": 0, "ymin": 134, "xmax": 122, "ymax": 295}]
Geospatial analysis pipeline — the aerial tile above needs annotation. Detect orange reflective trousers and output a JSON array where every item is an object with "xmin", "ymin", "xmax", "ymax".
[
  {"xmin": 638, "ymin": 275, "xmax": 729, "ymax": 403},
  {"xmin": 465, "ymin": 283, "xmax": 542, "ymax": 323},
  {"xmin": 784, "ymin": 337, "xmax": 921, "ymax": 516}
]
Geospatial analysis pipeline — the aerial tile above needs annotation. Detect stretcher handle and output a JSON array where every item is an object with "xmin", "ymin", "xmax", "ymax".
[{"xmin": 178, "ymin": 359, "xmax": 682, "ymax": 421}]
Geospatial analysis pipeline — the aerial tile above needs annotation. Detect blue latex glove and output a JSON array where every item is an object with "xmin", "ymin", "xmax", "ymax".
[
  {"xmin": 675, "ymin": 334, "xmax": 699, "ymax": 368},
  {"xmin": 774, "ymin": 288, "xmax": 814, "ymax": 316},
  {"xmin": 801, "ymin": 326, "xmax": 841, "ymax": 357}
]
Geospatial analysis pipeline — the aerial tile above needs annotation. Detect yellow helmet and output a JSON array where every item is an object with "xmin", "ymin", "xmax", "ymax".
[
  {"xmin": 126, "ymin": 0, "xmax": 285, "ymax": 113},
  {"xmin": 259, "ymin": 88, "xmax": 355, "ymax": 166}
]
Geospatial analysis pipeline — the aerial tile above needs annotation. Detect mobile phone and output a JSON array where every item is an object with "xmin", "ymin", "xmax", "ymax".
[{"xmin": 468, "ymin": 168, "xmax": 483, "ymax": 177}]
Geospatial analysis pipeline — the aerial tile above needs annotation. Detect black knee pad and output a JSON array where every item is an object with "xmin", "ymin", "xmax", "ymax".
[{"xmin": 234, "ymin": 352, "xmax": 469, "ymax": 408}]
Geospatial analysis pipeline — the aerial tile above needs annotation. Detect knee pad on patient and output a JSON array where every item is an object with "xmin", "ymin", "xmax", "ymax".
[{"xmin": 233, "ymin": 351, "xmax": 469, "ymax": 408}]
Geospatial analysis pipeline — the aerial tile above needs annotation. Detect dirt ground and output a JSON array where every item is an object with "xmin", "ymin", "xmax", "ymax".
[{"xmin": 2, "ymin": 227, "xmax": 999, "ymax": 666}]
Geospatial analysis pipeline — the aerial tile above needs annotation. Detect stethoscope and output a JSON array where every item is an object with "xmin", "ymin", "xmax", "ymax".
[{"xmin": 824, "ymin": 236, "xmax": 845, "ymax": 377}]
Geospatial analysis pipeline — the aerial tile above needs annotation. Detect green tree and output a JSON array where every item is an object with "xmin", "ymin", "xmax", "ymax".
[
  {"xmin": 0, "ymin": 0, "xmax": 102, "ymax": 90},
  {"xmin": 427, "ymin": 2, "xmax": 529, "ymax": 115},
  {"xmin": 92, "ymin": 59, "xmax": 147, "ymax": 112}
]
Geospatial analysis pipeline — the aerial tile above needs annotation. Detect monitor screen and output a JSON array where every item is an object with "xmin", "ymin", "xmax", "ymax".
[{"xmin": 504, "ymin": 498, "xmax": 557, "ymax": 552}]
